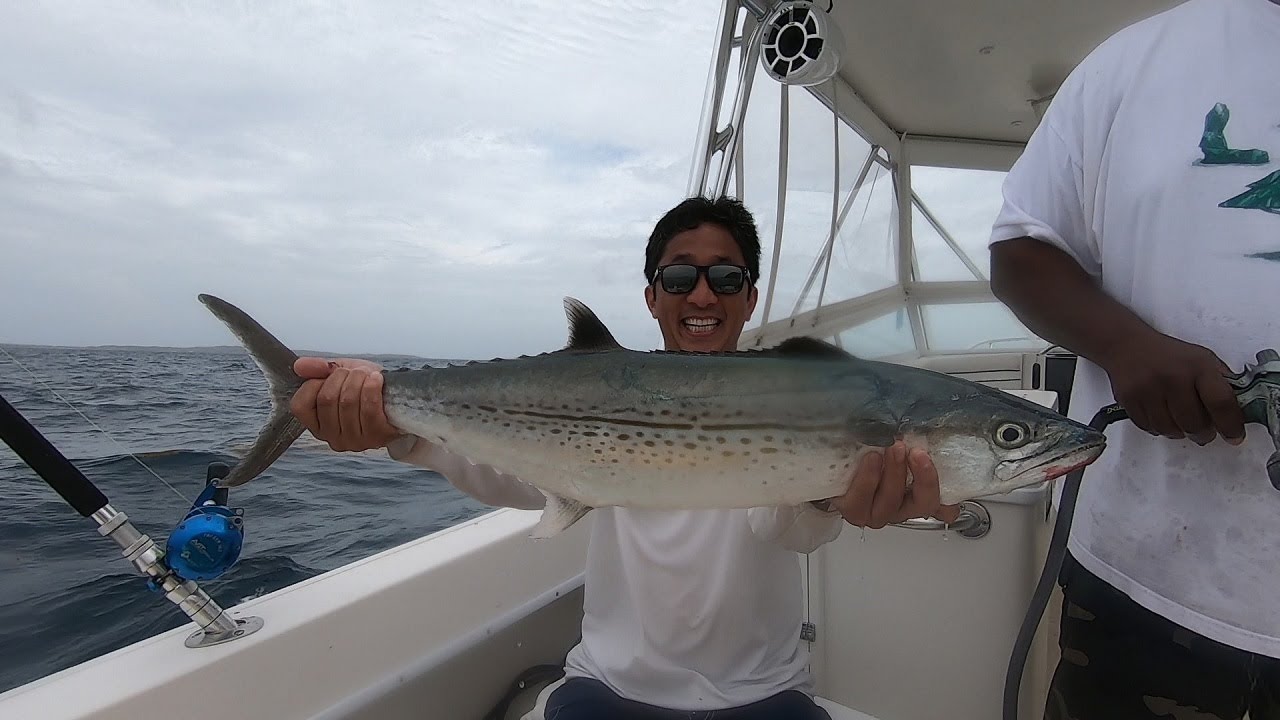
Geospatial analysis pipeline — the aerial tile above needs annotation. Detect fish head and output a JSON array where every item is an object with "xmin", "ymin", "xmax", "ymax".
[{"xmin": 920, "ymin": 391, "xmax": 1107, "ymax": 502}]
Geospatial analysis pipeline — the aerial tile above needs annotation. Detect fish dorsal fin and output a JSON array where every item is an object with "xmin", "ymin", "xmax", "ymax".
[
  {"xmin": 772, "ymin": 336, "xmax": 855, "ymax": 359},
  {"xmin": 563, "ymin": 297, "xmax": 623, "ymax": 352}
]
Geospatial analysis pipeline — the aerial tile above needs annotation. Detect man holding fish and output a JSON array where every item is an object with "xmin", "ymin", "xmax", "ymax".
[{"xmin": 287, "ymin": 196, "xmax": 961, "ymax": 718}]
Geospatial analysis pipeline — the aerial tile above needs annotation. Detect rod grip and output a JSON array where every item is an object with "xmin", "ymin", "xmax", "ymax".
[{"xmin": 0, "ymin": 392, "xmax": 110, "ymax": 517}]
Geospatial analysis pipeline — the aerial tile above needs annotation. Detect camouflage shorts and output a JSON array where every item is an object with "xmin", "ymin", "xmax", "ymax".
[{"xmin": 1044, "ymin": 553, "xmax": 1280, "ymax": 720}]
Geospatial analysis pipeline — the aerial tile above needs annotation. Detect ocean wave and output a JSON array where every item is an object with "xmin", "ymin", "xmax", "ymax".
[
  {"xmin": 1, "ymin": 345, "xmax": 483, "ymax": 696},
  {"xmin": 75, "ymin": 449, "xmax": 240, "ymax": 472}
]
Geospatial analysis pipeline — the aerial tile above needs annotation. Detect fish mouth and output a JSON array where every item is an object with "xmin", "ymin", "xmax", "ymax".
[
  {"xmin": 1030, "ymin": 439, "xmax": 1107, "ymax": 481},
  {"xmin": 999, "ymin": 437, "xmax": 1107, "ymax": 485}
]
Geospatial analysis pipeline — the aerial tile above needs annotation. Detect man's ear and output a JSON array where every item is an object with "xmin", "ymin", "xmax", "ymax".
[
  {"xmin": 745, "ymin": 285, "xmax": 759, "ymax": 319},
  {"xmin": 644, "ymin": 284, "xmax": 658, "ymax": 318}
]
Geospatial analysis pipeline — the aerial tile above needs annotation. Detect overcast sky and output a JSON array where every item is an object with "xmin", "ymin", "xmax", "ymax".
[{"xmin": 0, "ymin": 2, "xmax": 1014, "ymax": 360}]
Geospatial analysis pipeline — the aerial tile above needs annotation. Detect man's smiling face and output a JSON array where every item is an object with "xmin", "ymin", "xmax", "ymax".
[{"xmin": 644, "ymin": 222, "xmax": 758, "ymax": 353}]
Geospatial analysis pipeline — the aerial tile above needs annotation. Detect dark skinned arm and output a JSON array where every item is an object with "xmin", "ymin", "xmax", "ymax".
[{"xmin": 990, "ymin": 237, "xmax": 1245, "ymax": 446}]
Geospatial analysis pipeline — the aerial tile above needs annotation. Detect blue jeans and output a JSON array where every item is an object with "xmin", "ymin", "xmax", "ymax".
[{"xmin": 544, "ymin": 677, "xmax": 833, "ymax": 720}]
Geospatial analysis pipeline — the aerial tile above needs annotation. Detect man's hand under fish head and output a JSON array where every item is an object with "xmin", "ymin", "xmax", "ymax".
[{"xmin": 826, "ymin": 442, "xmax": 962, "ymax": 528}]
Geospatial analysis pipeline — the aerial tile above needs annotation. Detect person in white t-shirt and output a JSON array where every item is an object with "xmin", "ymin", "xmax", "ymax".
[
  {"xmin": 288, "ymin": 195, "xmax": 960, "ymax": 719},
  {"xmin": 989, "ymin": 0, "xmax": 1280, "ymax": 716}
]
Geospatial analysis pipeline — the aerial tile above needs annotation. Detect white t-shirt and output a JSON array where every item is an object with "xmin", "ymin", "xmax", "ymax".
[
  {"xmin": 387, "ymin": 434, "xmax": 845, "ymax": 710},
  {"xmin": 990, "ymin": 0, "xmax": 1280, "ymax": 658}
]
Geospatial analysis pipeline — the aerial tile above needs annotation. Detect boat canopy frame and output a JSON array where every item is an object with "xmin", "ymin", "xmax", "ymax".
[{"xmin": 687, "ymin": 0, "xmax": 1182, "ymax": 359}]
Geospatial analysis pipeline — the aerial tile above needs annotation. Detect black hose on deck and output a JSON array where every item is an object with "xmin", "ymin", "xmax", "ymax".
[{"xmin": 1003, "ymin": 403, "xmax": 1128, "ymax": 720}]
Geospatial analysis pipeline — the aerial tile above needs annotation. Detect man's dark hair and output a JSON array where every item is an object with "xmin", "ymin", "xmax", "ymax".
[{"xmin": 643, "ymin": 195, "xmax": 762, "ymax": 284}]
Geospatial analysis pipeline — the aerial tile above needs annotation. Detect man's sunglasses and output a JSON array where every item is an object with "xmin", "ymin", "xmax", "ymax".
[{"xmin": 652, "ymin": 264, "xmax": 753, "ymax": 295}]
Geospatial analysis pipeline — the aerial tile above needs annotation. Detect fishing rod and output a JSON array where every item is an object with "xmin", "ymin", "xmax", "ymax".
[
  {"xmin": 1002, "ymin": 348, "xmax": 1280, "ymax": 720},
  {"xmin": 0, "ymin": 391, "xmax": 264, "ymax": 648}
]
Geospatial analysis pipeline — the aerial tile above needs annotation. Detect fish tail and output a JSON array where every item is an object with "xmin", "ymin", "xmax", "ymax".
[{"xmin": 198, "ymin": 293, "xmax": 306, "ymax": 487}]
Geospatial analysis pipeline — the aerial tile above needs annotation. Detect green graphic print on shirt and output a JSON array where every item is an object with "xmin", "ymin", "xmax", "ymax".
[
  {"xmin": 1195, "ymin": 103, "xmax": 1280, "ymax": 219},
  {"xmin": 1222, "ymin": 169, "xmax": 1280, "ymax": 215},
  {"xmin": 1198, "ymin": 103, "xmax": 1269, "ymax": 166}
]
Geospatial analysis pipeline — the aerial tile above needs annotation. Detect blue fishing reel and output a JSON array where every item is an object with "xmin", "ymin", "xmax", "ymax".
[{"xmin": 163, "ymin": 462, "xmax": 245, "ymax": 582}]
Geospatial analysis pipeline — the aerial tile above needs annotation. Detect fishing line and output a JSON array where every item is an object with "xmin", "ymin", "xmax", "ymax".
[{"xmin": 0, "ymin": 346, "xmax": 192, "ymax": 505}]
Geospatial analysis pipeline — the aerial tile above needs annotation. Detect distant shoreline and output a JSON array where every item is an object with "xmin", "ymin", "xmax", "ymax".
[{"xmin": 0, "ymin": 343, "xmax": 467, "ymax": 364}]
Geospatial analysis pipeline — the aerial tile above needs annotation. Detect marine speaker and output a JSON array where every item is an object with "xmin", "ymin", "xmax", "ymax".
[{"xmin": 758, "ymin": 1, "xmax": 845, "ymax": 86}]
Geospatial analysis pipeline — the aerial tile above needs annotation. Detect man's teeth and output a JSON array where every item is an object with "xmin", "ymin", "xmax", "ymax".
[{"xmin": 683, "ymin": 319, "xmax": 720, "ymax": 335}]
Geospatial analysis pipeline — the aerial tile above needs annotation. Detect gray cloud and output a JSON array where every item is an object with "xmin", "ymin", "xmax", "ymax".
[{"xmin": 0, "ymin": 2, "xmax": 1017, "ymax": 360}]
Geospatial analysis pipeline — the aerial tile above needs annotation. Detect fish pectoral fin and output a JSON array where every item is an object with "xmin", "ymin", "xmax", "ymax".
[
  {"xmin": 848, "ymin": 419, "xmax": 898, "ymax": 447},
  {"xmin": 529, "ymin": 492, "xmax": 593, "ymax": 539},
  {"xmin": 560, "ymin": 297, "xmax": 624, "ymax": 353}
]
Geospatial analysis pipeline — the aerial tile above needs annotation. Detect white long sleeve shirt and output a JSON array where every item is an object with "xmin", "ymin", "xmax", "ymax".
[{"xmin": 387, "ymin": 434, "xmax": 845, "ymax": 710}]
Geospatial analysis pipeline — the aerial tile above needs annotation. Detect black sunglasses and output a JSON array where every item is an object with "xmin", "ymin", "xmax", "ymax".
[{"xmin": 651, "ymin": 263, "xmax": 752, "ymax": 295}]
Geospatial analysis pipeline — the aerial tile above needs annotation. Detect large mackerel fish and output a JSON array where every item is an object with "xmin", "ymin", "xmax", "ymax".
[{"xmin": 199, "ymin": 293, "xmax": 1106, "ymax": 537}]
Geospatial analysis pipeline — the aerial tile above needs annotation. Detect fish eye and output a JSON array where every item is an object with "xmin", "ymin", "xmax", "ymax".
[{"xmin": 994, "ymin": 422, "xmax": 1030, "ymax": 448}]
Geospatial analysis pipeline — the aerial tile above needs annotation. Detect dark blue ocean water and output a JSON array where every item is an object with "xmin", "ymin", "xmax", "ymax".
[{"xmin": 0, "ymin": 344, "xmax": 490, "ymax": 695}]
